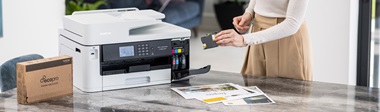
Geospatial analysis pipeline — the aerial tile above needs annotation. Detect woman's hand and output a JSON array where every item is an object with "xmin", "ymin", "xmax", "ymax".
[
  {"xmin": 233, "ymin": 13, "xmax": 253, "ymax": 33},
  {"xmin": 214, "ymin": 29, "xmax": 247, "ymax": 47}
]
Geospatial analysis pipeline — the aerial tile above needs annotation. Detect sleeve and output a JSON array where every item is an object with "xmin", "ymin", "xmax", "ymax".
[
  {"xmin": 244, "ymin": 0, "xmax": 256, "ymax": 15},
  {"xmin": 242, "ymin": 0, "xmax": 309, "ymax": 45}
]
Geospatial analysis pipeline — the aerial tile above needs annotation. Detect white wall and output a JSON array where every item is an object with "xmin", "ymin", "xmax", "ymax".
[
  {"xmin": 349, "ymin": 0, "xmax": 359, "ymax": 85},
  {"xmin": 305, "ymin": 0, "xmax": 358, "ymax": 85},
  {"xmin": 0, "ymin": 0, "xmax": 65, "ymax": 63},
  {"xmin": 199, "ymin": 0, "xmax": 359, "ymax": 85}
]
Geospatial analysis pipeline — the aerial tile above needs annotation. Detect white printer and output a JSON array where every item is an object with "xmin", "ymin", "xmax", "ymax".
[{"xmin": 59, "ymin": 8, "xmax": 210, "ymax": 92}]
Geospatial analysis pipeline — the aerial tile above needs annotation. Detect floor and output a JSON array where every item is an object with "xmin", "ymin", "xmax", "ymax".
[{"xmin": 189, "ymin": 30, "xmax": 247, "ymax": 73}]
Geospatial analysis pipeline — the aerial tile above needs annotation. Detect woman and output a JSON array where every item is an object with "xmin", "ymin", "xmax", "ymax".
[{"xmin": 215, "ymin": 0, "xmax": 312, "ymax": 81}]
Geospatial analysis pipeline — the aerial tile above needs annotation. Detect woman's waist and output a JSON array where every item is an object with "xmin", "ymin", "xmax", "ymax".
[{"xmin": 253, "ymin": 14, "xmax": 285, "ymax": 29}]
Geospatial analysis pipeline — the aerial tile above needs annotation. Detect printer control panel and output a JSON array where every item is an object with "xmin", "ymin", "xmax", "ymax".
[
  {"xmin": 136, "ymin": 43, "xmax": 150, "ymax": 56},
  {"xmin": 101, "ymin": 39, "xmax": 173, "ymax": 62}
]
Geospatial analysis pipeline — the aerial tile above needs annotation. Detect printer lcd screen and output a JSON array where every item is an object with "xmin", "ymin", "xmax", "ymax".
[{"xmin": 119, "ymin": 46, "xmax": 135, "ymax": 57}]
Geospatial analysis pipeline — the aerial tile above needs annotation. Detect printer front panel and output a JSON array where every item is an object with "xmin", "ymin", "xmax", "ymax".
[
  {"xmin": 101, "ymin": 39, "xmax": 174, "ymax": 76},
  {"xmin": 99, "ymin": 38, "xmax": 190, "ymax": 76},
  {"xmin": 61, "ymin": 33, "xmax": 194, "ymax": 91}
]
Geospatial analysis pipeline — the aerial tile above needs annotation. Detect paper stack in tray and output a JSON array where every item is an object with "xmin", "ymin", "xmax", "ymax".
[{"xmin": 171, "ymin": 83, "xmax": 275, "ymax": 105}]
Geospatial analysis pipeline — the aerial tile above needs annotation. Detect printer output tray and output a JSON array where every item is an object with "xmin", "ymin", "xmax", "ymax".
[{"xmin": 171, "ymin": 65, "xmax": 211, "ymax": 82}]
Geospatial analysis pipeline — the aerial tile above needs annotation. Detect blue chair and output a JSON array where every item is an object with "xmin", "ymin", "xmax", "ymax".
[{"xmin": 0, "ymin": 54, "xmax": 43, "ymax": 92}]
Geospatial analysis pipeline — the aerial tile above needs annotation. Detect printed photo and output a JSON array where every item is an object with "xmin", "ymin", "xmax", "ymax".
[
  {"xmin": 171, "ymin": 83, "xmax": 249, "ymax": 99},
  {"xmin": 177, "ymin": 83, "xmax": 238, "ymax": 94},
  {"xmin": 243, "ymin": 95, "xmax": 273, "ymax": 104},
  {"xmin": 223, "ymin": 94, "xmax": 275, "ymax": 105},
  {"xmin": 198, "ymin": 86, "xmax": 265, "ymax": 104}
]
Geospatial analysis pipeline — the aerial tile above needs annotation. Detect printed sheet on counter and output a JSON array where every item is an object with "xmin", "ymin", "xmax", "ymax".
[{"xmin": 171, "ymin": 83, "xmax": 275, "ymax": 105}]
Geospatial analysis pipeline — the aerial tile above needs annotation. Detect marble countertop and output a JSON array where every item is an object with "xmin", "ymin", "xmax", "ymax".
[{"xmin": 0, "ymin": 71, "xmax": 379, "ymax": 112}]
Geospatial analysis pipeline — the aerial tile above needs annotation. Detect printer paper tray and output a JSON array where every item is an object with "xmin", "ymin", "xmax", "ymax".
[{"xmin": 171, "ymin": 65, "xmax": 211, "ymax": 82}]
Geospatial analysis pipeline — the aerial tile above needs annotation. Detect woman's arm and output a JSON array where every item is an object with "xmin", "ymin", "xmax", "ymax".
[
  {"xmin": 233, "ymin": 0, "xmax": 256, "ymax": 33},
  {"xmin": 243, "ymin": 0, "xmax": 309, "ymax": 45},
  {"xmin": 244, "ymin": 0, "xmax": 256, "ymax": 18}
]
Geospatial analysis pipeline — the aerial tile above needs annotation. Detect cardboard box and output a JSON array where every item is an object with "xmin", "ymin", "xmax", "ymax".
[{"xmin": 17, "ymin": 55, "xmax": 73, "ymax": 104}]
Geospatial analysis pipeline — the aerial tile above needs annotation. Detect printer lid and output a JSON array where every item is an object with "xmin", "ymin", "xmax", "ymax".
[
  {"xmin": 61, "ymin": 8, "xmax": 190, "ymax": 45},
  {"xmin": 64, "ymin": 8, "xmax": 165, "ymax": 29},
  {"xmin": 72, "ymin": 8, "xmax": 165, "ymax": 20}
]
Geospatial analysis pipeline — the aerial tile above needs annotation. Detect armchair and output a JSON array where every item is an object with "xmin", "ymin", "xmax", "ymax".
[{"xmin": 0, "ymin": 54, "xmax": 43, "ymax": 92}]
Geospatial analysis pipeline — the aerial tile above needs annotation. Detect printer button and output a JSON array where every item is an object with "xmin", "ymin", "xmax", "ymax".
[{"xmin": 145, "ymin": 53, "xmax": 149, "ymax": 55}]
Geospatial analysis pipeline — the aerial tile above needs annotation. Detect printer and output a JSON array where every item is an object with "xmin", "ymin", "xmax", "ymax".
[{"xmin": 59, "ymin": 8, "xmax": 210, "ymax": 92}]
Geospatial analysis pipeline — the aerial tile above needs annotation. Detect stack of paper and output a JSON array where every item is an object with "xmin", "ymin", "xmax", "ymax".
[{"xmin": 171, "ymin": 83, "xmax": 275, "ymax": 105}]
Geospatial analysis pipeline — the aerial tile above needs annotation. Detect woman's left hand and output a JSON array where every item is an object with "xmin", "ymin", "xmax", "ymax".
[{"xmin": 214, "ymin": 29, "xmax": 247, "ymax": 47}]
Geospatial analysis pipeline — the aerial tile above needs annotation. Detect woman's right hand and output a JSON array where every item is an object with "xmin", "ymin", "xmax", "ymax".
[{"xmin": 233, "ymin": 13, "xmax": 253, "ymax": 33}]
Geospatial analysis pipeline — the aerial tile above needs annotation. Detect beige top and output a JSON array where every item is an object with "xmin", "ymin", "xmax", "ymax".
[{"xmin": 243, "ymin": 0, "xmax": 309, "ymax": 45}]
